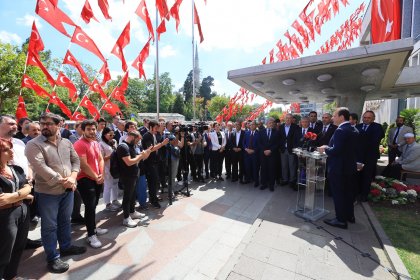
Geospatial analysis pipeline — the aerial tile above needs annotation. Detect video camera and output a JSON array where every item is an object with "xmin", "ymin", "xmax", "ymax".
[{"xmin": 195, "ymin": 122, "xmax": 209, "ymax": 134}]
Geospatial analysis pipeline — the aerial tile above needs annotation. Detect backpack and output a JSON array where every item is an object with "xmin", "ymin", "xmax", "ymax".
[{"xmin": 109, "ymin": 150, "xmax": 120, "ymax": 179}]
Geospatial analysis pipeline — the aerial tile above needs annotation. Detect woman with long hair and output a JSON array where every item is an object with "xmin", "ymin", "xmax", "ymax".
[
  {"xmin": 0, "ymin": 137, "xmax": 33, "ymax": 279},
  {"xmin": 99, "ymin": 127, "xmax": 120, "ymax": 212},
  {"xmin": 209, "ymin": 122, "xmax": 226, "ymax": 181}
]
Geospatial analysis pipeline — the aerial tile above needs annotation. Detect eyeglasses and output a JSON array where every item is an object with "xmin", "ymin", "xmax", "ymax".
[{"xmin": 39, "ymin": 122, "xmax": 56, "ymax": 127}]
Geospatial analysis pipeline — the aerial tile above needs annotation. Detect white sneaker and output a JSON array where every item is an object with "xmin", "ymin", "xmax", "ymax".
[
  {"xmin": 130, "ymin": 211, "xmax": 146, "ymax": 219},
  {"xmin": 87, "ymin": 234, "xmax": 102, "ymax": 248},
  {"xmin": 123, "ymin": 217, "xmax": 137, "ymax": 228},
  {"xmin": 96, "ymin": 227, "xmax": 108, "ymax": 236},
  {"xmin": 112, "ymin": 200, "xmax": 122, "ymax": 207},
  {"xmin": 106, "ymin": 203, "xmax": 120, "ymax": 212}
]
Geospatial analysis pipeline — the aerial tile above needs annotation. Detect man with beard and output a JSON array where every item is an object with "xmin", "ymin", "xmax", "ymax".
[
  {"xmin": 142, "ymin": 121, "xmax": 169, "ymax": 209},
  {"xmin": 387, "ymin": 116, "xmax": 413, "ymax": 164},
  {"xmin": 25, "ymin": 113, "xmax": 86, "ymax": 273},
  {"xmin": 74, "ymin": 120, "xmax": 107, "ymax": 248}
]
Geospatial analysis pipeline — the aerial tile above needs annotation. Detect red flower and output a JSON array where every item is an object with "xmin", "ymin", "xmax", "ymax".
[
  {"xmin": 304, "ymin": 132, "xmax": 317, "ymax": 141},
  {"xmin": 379, "ymin": 182, "xmax": 385, "ymax": 188},
  {"xmin": 370, "ymin": 189, "xmax": 381, "ymax": 197},
  {"xmin": 392, "ymin": 182, "xmax": 407, "ymax": 193}
]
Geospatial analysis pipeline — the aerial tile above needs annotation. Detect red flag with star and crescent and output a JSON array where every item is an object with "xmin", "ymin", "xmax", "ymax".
[
  {"xmin": 111, "ymin": 22, "xmax": 130, "ymax": 71},
  {"xmin": 170, "ymin": 0, "xmax": 183, "ymax": 32},
  {"xmin": 28, "ymin": 21, "xmax": 44, "ymax": 55},
  {"xmin": 71, "ymin": 26, "xmax": 106, "ymax": 62},
  {"xmin": 80, "ymin": 95, "xmax": 100, "ymax": 119},
  {"xmin": 71, "ymin": 111, "xmax": 87, "ymax": 121},
  {"xmin": 81, "ymin": 0, "xmax": 99, "ymax": 24},
  {"xmin": 27, "ymin": 50, "xmax": 56, "ymax": 87},
  {"xmin": 132, "ymin": 37, "xmax": 151, "ymax": 79},
  {"xmin": 135, "ymin": 0, "xmax": 155, "ymax": 41},
  {"xmin": 49, "ymin": 93, "xmax": 73, "ymax": 119},
  {"xmin": 63, "ymin": 50, "xmax": 90, "ymax": 84},
  {"xmin": 371, "ymin": 0, "xmax": 401, "ymax": 44},
  {"xmin": 194, "ymin": 3, "xmax": 204, "ymax": 43},
  {"xmin": 35, "ymin": 0, "xmax": 76, "ymax": 37},
  {"xmin": 89, "ymin": 79, "xmax": 108, "ymax": 99},
  {"xmin": 156, "ymin": 0, "xmax": 170, "ymax": 20},
  {"xmin": 21, "ymin": 74, "xmax": 51, "ymax": 99},
  {"xmin": 98, "ymin": 0, "xmax": 112, "ymax": 20},
  {"xmin": 102, "ymin": 99, "xmax": 122, "ymax": 116},
  {"xmin": 16, "ymin": 96, "xmax": 28, "ymax": 120},
  {"xmin": 111, "ymin": 87, "xmax": 128, "ymax": 105},
  {"xmin": 99, "ymin": 62, "xmax": 111, "ymax": 86},
  {"xmin": 56, "ymin": 71, "xmax": 78, "ymax": 102},
  {"xmin": 156, "ymin": 20, "xmax": 166, "ymax": 40}
]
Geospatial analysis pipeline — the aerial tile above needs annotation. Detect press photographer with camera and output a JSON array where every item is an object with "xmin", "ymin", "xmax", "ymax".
[{"xmin": 192, "ymin": 123, "xmax": 208, "ymax": 183}]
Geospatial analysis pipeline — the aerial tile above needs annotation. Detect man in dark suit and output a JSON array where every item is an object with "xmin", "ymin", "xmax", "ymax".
[
  {"xmin": 297, "ymin": 117, "xmax": 314, "ymax": 147},
  {"xmin": 279, "ymin": 114, "xmax": 300, "ymax": 189},
  {"xmin": 113, "ymin": 120, "xmax": 126, "ymax": 143},
  {"xmin": 258, "ymin": 118, "xmax": 279, "ymax": 191},
  {"xmin": 243, "ymin": 121, "xmax": 260, "ymax": 187},
  {"xmin": 224, "ymin": 122, "xmax": 234, "ymax": 179},
  {"xmin": 319, "ymin": 107, "xmax": 359, "ymax": 229},
  {"xmin": 308, "ymin": 111, "xmax": 323, "ymax": 134},
  {"xmin": 230, "ymin": 121, "xmax": 245, "ymax": 183},
  {"xmin": 316, "ymin": 113, "xmax": 337, "ymax": 146},
  {"xmin": 356, "ymin": 111, "xmax": 385, "ymax": 201}
]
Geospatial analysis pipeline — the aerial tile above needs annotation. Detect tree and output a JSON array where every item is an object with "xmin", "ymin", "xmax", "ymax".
[
  {"xmin": 183, "ymin": 70, "xmax": 194, "ymax": 103},
  {"xmin": 199, "ymin": 76, "xmax": 215, "ymax": 105},
  {"xmin": 207, "ymin": 95, "xmax": 229, "ymax": 119},
  {"xmin": 172, "ymin": 93, "xmax": 184, "ymax": 115},
  {"xmin": 267, "ymin": 107, "xmax": 283, "ymax": 120}
]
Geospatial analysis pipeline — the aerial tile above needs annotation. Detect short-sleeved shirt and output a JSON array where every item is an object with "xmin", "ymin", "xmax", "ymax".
[
  {"xmin": 74, "ymin": 137, "xmax": 101, "ymax": 180},
  {"xmin": 117, "ymin": 141, "xmax": 139, "ymax": 177}
]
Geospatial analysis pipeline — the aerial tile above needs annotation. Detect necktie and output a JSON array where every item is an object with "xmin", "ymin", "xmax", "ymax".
[
  {"xmin": 323, "ymin": 126, "xmax": 327, "ymax": 134},
  {"xmin": 392, "ymin": 127, "xmax": 400, "ymax": 144},
  {"xmin": 363, "ymin": 124, "xmax": 367, "ymax": 131},
  {"xmin": 302, "ymin": 129, "xmax": 306, "ymax": 136},
  {"xmin": 267, "ymin": 129, "xmax": 271, "ymax": 139},
  {"xmin": 250, "ymin": 132, "xmax": 253, "ymax": 149}
]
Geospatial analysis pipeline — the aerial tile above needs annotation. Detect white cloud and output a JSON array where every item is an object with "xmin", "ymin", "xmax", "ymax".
[
  {"xmin": 0, "ymin": 31, "xmax": 22, "ymax": 44},
  {"xmin": 16, "ymin": 14, "xmax": 42, "ymax": 28},
  {"xmin": 179, "ymin": 0, "xmax": 308, "ymax": 52},
  {"xmin": 160, "ymin": 45, "xmax": 177, "ymax": 58}
]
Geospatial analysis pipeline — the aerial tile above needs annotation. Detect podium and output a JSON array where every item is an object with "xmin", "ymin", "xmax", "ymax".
[{"xmin": 293, "ymin": 148, "xmax": 329, "ymax": 221}]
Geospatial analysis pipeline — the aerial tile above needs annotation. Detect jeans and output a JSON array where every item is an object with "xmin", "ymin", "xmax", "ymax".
[
  {"xmin": 77, "ymin": 178, "xmax": 102, "ymax": 237},
  {"xmin": 136, "ymin": 175, "xmax": 147, "ymax": 207},
  {"xmin": 0, "ymin": 204, "xmax": 29, "ymax": 280},
  {"xmin": 36, "ymin": 191, "xmax": 73, "ymax": 262},
  {"xmin": 120, "ymin": 176, "xmax": 137, "ymax": 219}
]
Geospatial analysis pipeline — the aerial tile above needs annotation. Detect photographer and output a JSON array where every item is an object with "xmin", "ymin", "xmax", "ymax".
[
  {"xmin": 209, "ymin": 122, "xmax": 226, "ymax": 181},
  {"xmin": 193, "ymin": 125, "xmax": 207, "ymax": 182},
  {"xmin": 156, "ymin": 120, "xmax": 168, "ymax": 194},
  {"xmin": 168, "ymin": 128, "xmax": 184, "ymax": 191},
  {"xmin": 177, "ymin": 124, "xmax": 196, "ymax": 183}
]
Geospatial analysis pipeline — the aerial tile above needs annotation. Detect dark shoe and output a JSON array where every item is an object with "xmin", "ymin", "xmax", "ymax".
[
  {"xmin": 139, "ymin": 205, "xmax": 149, "ymax": 211},
  {"xmin": 218, "ymin": 177, "xmax": 224, "ymax": 181},
  {"xmin": 241, "ymin": 180, "xmax": 250, "ymax": 184},
  {"xmin": 347, "ymin": 217, "xmax": 356, "ymax": 224},
  {"xmin": 60, "ymin": 245, "xmax": 87, "ymax": 257},
  {"xmin": 47, "ymin": 258, "xmax": 69, "ymax": 274},
  {"xmin": 25, "ymin": 238, "xmax": 42, "ymax": 250},
  {"xmin": 71, "ymin": 215, "xmax": 85, "ymax": 225},
  {"xmin": 205, "ymin": 174, "xmax": 209, "ymax": 179},
  {"xmin": 269, "ymin": 186, "xmax": 274, "ymax": 192},
  {"xmin": 260, "ymin": 185, "xmax": 267, "ymax": 190},
  {"xmin": 152, "ymin": 202, "xmax": 161, "ymax": 209},
  {"xmin": 254, "ymin": 183, "xmax": 259, "ymax": 188},
  {"xmin": 226, "ymin": 175, "xmax": 231, "ymax": 179},
  {"xmin": 280, "ymin": 181, "xmax": 289, "ymax": 186},
  {"xmin": 231, "ymin": 179, "xmax": 238, "ymax": 182},
  {"xmin": 324, "ymin": 218, "xmax": 348, "ymax": 229},
  {"xmin": 157, "ymin": 196, "xmax": 163, "ymax": 202}
]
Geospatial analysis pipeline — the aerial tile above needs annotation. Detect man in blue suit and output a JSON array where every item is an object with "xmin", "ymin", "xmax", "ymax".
[
  {"xmin": 243, "ymin": 120, "xmax": 260, "ymax": 187},
  {"xmin": 356, "ymin": 111, "xmax": 385, "ymax": 201},
  {"xmin": 279, "ymin": 114, "xmax": 300, "ymax": 189},
  {"xmin": 319, "ymin": 108, "xmax": 359, "ymax": 229},
  {"xmin": 258, "ymin": 118, "xmax": 279, "ymax": 191}
]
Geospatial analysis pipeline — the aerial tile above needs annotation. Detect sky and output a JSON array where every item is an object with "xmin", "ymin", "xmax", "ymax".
[{"xmin": 0, "ymin": 0, "xmax": 366, "ymax": 109}]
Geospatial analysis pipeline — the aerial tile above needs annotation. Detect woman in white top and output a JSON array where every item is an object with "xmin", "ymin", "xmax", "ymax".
[
  {"xmin": 209, "ymin": 122, "xmax": 226, "ymax": 181},
  {"xmin": 99, "ymin": 127, "xmax": 120, "ymax": 212}
]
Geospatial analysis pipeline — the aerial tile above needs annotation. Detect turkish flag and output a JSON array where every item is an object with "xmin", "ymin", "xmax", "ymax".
[
  {"xmin": 49, "ymin": 93, "xmax": 73, "ymax": 119},
  {"xmin": 156, "ymin": 0, "xmax": 170, "ymax": 20},
  {"xmin": 35, "ymin": 0, "xmax": 76, "ymax": 37},
  {"xmin": 299, "ymin": 10, "xmax": 315, "ymax": 41},
  {"xmin": 156, "ymin": 20, "xmax": 166, "ymax": 40},
  {"xmin": 371, "ymin": 0, "xmax": 401, "ymax": 44},
  {"xmin": 27, "ymin": 51, "xmax": 56, "ymax": 87},
  {"xmin": 56, "ymin": 71, "xmax": 78, "ymax": 102},
  {"xmin": 98, "ymin": 0, "xmax": 112, "ymax": 20},
  {"xmin": 284, "ymin": 30, "xmax": 292, "ymax": 44},
  {"xmin": 63, "ymin": 50, "xmax": 90, "ymax": 85},
  {"xmin": 71, "ymin": 111, "xmax": 87, "ymax": 121},
  {"xmin": 111, "ymin": 87, "xmax": 128, "ymax": 106},
  {"xmin": 194, "ymin": 4, "xmax": 204, "ymax": 43},
  {"xmin": 21, "ymin": 74, "xmax": 51, "ymax": 99},
  {"xmin": 132, "ymin": 38, "xmax": 151, "ymax": 79},
  {"xmin": 80, "ymin": 95, "xmax": 100, "ymax": 119},
  {"xmin": 16, "ymin": 96, "xmax": 28, "ymax": 120},
  {"xmin": 119, "ymin": 72, "xmax": 129, "ymax": 91},
  {"xmin": 89, "ymin": 79, "xmax": 107, "ymax": 99},
  {"xmin": 81, "ymin": 0, "xmax": 98, "ymax": 24},
  {"xmin": 71, "ymin": 26, "xmax": 106, "ymax": 62},
  {"xmin": 269, "ymin": 49, "xmax": 274, "ymax": 63},
  {"xmin": 135, "ymin": 0, "xmax": 155, "ymax": 41},
  {"xmin": 99, "ymin": 62, "xmax": 111, "ymax": 86},
  {"xmin": 292, "ymin": 20, "xmax": 309, "ymax": 48},
  {"xmin": 262, "ymin": 57, "xmax": 266, "ymax": 64},
  {"xmin": 291, "ymin": 34, "xmax": 304, "ymax": 54},
  {"xmin": 170, "ymin": 0, "xmax": 183, "ymax": 32},
  {"xmin": 102, "ymin": 99, "xmax": 122, "ymax": 116},
  {"xmin": 111, "ymin": 22, "xmax": 130, "ymax": 71},
  {"xmin": 28, "ymin": 21, "xmax": 44, "ymax": 55}
]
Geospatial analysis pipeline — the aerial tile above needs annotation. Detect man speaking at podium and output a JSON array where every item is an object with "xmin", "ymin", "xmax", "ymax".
[{"xmin": 318, "ymin": 108, "xmax": 359, "ymax": 229}]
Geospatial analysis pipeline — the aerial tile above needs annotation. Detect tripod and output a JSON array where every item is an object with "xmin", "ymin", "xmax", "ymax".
[{"xmin": 176, "ymin": 131, "xmax": 191, "ymax": 197}]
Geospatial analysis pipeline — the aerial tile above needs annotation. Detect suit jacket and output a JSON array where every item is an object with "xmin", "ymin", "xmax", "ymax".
[
  {"xmin": 224, "ymin": 130, "xmax": 234, "ymax": 150},
  {"xmin": 297, "ymin": 127, "xmax": 315, "ymax": 147},
  {"xmin": 356, "ymin": 122, "xmax": 385, "ymax": 161},
  {"xmin": 258, "ymin": 128, "xmax": 279, "ymax": 154},
  {"xmin": 209, "ymin": 130, "xmax": 226, "ymax": 150},
  {"xmin": 231, "ymin": 129, "xmax": 245, "ymax": 150},
  {"xmin": 278, "ymin": 124, "xmax": 300, "ymax": 153},
  {"xmin": 387, "ymin": 125, "xmax": 413, "ymax": 147},
  {"xmin": 309, "ymin": 121, "xmax": 323, "ymax": 134},
  {"xmin": 325, "ymin": 122, "xmax": 359, "ymax": 175},
  {"xmin": 114, "ymin": 130, "xmax": 124, "ymax": 143},
  {"xmin": 397, "ymin": 142, "xmax": 420, "ymax": 171},
  {"xmin": 316, "ymin": 124, "xmax": 338, "ymax": 146},
  {"xmin": 243, "ymin": 130, "xmax": 260, "ymax": 152}
]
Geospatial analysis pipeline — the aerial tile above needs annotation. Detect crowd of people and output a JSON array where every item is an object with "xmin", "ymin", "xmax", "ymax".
[{"xmin": 0, "ymin": 108, "xmax": 418, "ymax": 278}]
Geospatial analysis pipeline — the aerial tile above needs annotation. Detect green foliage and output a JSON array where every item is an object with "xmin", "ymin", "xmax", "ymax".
[
  {"xmin": 172, "ymin": 93, "xmax": 184, "ymax": 115},
  {"xmin": 400, "ymin": 108, "xmax": 420, "ymax": 134},
  {"xmin": 381, "ymin": 122, "xmax": 390, "ymax": 147},
  {"xmin": 415, "ymin": 112, "xmax": 420, "ymax": 142},
  {"xmin": 267, "ymin": 107, "xmax": 283, "ymax": 120},
  {"xmin": 207, "ymin": 95, "xmax": 229, "ymax": 119},
  {"xmin": 323, "ymin": 101, "xmax": 337, "ymax": 114},
  {"xmin": 199, "ymin": 76, "xmax": 215, "ymax": 104},
  {"xmin": 183, "ymin": 70, "xmax": 194, "ymax": 103}
]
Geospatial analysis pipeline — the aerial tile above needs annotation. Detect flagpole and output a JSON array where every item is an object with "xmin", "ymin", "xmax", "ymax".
[
  {"xmin": 155, "ymin": 9, "xmax": 160, "ymax": 120},
  {"xmin": 192, "ymin": 0, "xmax": 196, "ymax": 121}
]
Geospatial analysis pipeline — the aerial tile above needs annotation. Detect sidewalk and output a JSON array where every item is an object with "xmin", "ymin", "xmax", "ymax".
[{"xmin": 20, "ymin": 179, "xmax": 399, "ymax": 279}]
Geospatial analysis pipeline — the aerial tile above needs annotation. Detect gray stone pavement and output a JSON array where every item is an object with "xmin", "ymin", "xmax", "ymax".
[{"xmin": 20, "ymin": 178, "xmax": 401, "ymax": 279}]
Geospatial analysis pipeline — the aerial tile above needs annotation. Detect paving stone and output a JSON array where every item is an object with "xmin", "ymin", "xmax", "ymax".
[
  {"xmin": 267, "ymin": 249, "xmax": 298, "ymax": 272},
  {"xmin": 226, "ymin": 271, "xmax": 253, "ymax": 280},
  {"xmin": 242, "ymin": 241, "xmax": 271, "ymax": 262},
  {"xmin": 261, "ymin": 264, "xmax": 295, "ymax": 280},
  {"xmin": 232, "ymin": 255, "xmax": 266, "ymax": 280}
]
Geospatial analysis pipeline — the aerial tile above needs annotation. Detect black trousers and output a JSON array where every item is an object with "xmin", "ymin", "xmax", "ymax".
[
  {"xmin": 260, "ymin": 153, "xmax": 276, "ymax": 187},
  {"xmin": 77, "ymin": 178, "xmax": 102, "ymax": 236},
  {"xmin": 145, "ymin": 163, "xmax": 159, "ymax": 204},
  {"xmin": 120, "ymin": 176, "xmax": 137, "ymax": 219},
  {"xmin": 194, "ymin": 154, "xmax": 204, "ymax": 179},
  {"xmin": 71, "ymin": 189, "xmax": 82, "ymax": 219},
  {"xmin": 0, "ymin": 204, "xmax": 30, "ymax": 280},
  {"xmin": 231, "ymin": 150, "xmax": 244, "ymax": 181},
  {"xmin": 158, "ymin": 159, "xmax": 168, "ymax": 189},
  {"xmin": 210, "ymin": 150, "xmax": 223, "ymax": 177},
  {"xmin": 359, "ymin": 158, "xmax": 378, "ymax": 198},
  {"xmin": 203, "ymin": 150, "xmax": 211, "ymax": 177},
  {"xmin": 382, "ymin": 163, "xmax": 402, "ymax": 180},
  {"xmin": 328, "ymin": 172, "xmax": 355, "ymax": 222},
  {"xmin": 388, "ymin": 146, "xmax": 401, "ymax": 164},
  {"xmin": 224, "ymin": 149, "xmax": 232, "ymax": 176}
]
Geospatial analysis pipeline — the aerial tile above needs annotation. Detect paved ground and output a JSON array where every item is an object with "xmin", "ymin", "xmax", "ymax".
[{"xmin": 20, "ymin": 178, "xmax": 397, "ymax": 280}]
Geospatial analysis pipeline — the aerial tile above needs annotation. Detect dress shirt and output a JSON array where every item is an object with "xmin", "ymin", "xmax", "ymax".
[
  {"xmin": 236, "ymin": 130, "xmax": 241, "ymax": 146},
  {"xmin": 322, "ymin": 124, "xmax": 330, "ymax": 133}
]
